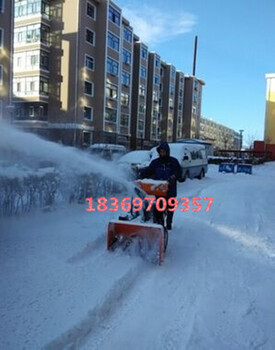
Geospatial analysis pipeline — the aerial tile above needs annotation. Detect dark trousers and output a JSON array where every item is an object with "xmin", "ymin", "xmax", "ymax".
[{"xmin": 153, "ymin": 196, "xmax": 174, "ymax": 227}]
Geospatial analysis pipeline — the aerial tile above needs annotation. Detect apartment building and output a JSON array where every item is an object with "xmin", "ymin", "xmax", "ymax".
[
  {"xmin": 145, "ymin": 51, "xmax": 161, "ymax": 148},
  {"xmin": 200, "ymin": 117, "xmax": 240, "ymax": 150},
  {"xmin": 131, "ymin": 38, "xmax": 148, "ymax": 149},
  {"xmin": 173, "ymin": 71, "xmax": 185, "ymax": 141},
  {"xmin": 182, "ymin": 75, "xmax": 205, "ymax": 139},
  {"xmin": 159, "ymin": 62, "xmax": 176, "ymax": 142},
  {"xmin": 10, "ymin": 0, "xmax": 205, "ymax": 149},
  {"xmin": 12, "ymin": 0, "xmax": 134, "ymax": 147},
  {"xmin": 264, "ymin": 73, "xmax": 275, "ymax": 144},
  {"xmin": 0, "ymin": 0, "xmax": 13, "ymax": 120}
]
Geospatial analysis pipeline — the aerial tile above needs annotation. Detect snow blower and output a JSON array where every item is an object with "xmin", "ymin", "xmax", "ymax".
[{"xmin": 107, "ymin": 179, "xmax": 169, "ymax": 265}]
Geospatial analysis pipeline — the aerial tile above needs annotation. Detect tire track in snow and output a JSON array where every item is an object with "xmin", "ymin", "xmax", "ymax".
[
  {"xmin": 43, "ymin": 261, "xmax": 149, "ymax": 350},
  {"xmin": 67, "ymin": 234, "xmax": 106, "ymax": 263}
]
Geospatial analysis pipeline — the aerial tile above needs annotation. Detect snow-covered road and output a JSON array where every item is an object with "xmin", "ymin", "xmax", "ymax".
[{"xmin": 1, "ymin": 163, "xmax": 275, "ymax": 350}]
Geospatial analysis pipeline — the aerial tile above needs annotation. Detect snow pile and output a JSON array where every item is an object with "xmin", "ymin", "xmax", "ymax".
[{"xmin": 0, "ymin": 121, "xmax": 131, "ymax": 217}]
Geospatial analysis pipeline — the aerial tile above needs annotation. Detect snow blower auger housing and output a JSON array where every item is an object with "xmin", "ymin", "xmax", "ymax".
[{"xmin": 106, "ymin": 179, "xmax": 169, "ymax": 265}]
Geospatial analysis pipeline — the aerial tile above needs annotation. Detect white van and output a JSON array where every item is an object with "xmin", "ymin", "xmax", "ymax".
[{"xmin": 150, "ymin": 143, "xmax": 208, "ymax": 181}]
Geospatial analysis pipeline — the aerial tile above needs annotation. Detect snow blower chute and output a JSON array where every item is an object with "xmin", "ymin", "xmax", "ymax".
[{"xmin": 107, "ymin": 179, "xmax": 169, "ymax": 264}]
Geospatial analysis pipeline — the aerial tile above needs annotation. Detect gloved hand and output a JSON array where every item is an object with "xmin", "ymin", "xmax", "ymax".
[{"xmin": 168, "ymin": 175, "xmax": 176, "ymax": 184}]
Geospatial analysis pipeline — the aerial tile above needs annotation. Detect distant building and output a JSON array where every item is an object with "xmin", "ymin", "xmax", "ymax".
[
  {"xmin": 0, "ymin": 0, "xmax": 14, "ymax": 120},
  {"xmin": 264, "ymin": 73, "xmax": 275, "ymax": 144},
  {"xmin": 182, "ymin": 75, "xmax": 205, "ymax": 139},
  {"xmin": 200, "ymin": 117, "xmax": 240, "ymax": 150}
]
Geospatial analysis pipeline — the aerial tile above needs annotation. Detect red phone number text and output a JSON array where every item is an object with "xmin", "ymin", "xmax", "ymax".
[{"xmin": 85, "ymin": 197, "xmax": 214, "ymax": 212}]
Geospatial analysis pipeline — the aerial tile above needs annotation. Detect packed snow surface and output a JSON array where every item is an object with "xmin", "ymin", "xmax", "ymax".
[{"xmin": 1, "ymin": 141, "xmax": 275, "ymax": 348}]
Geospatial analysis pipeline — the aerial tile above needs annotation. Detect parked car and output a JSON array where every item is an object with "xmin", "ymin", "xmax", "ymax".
[
  {"xmin": 89, "ymin": 144, "xmax": 126, "ymax": 161},
  {"xmin": 149, "ymin": 143, "xmax": 208, "ymax": 181},
  {"xmin": 118, "ymin": 150, "xmax": 151, "ymax": 179}
]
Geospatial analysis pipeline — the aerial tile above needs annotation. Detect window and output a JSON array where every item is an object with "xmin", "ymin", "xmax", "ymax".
[
  {"xmin": 27, "ymin": 0, "xmax": 41, "ymax": 16},
  {"xmin": 122, "ymin": 49, "xmax": 131, "ymax": 65},
  {"xmin": 24, "ymin": 77, "xmax": 39, "ymax": 95},
  {"xmin": 123, "ymin": 26, "xmax": 132, "ymax": 42},
  {"xmin": 153, "ymin": 91, "xmax": 158, "ymax": 101},
  {"xmin": 139, "ymin": 104, "xmax": 145, "ymax": 114},
  {"xmin": 40, "ymin": 77, "xmax": 49, "ymax": 95},
  {"xmin": 140, "ymin": 67, "xmax": 147, "ymax": 78},
  {"xmin": 109, "ymin": 5, "xmax": 120, "ymax": 26},
  {"xmin": 121, "ymin": 92, "xmax": 129, "ymax": 106},
  {"xmin": 154, "ymin": 75, "xmax": 159, "ymax": 84},
  {"xmin": 84, "ymin": 81, "xmax": 93, "ymax": 96},
  {"xmin": 29, "ymin": 106, "xmax": 34, "ymax": 117},
  {"xmin": 171, "ymin": 67, "xmax": 176, "ymax": 79},
  {"xmin": 120, "ymin": 114, "xmax": 129, "ymax": 127},
  {"xmin": 85, "ymin": 55, "xmax": 94, "ymax": 70},
  {"xmin": 0, "ymin": 0, "xmax": 3, "ymax": 13},
  {"xmin": 170, "ymin": 85, "xmax": 175, "ymax": 96},
  {"xmin": 191, "ymin": 151, "xmax": 199, "ymax": 160},
  {"xmin": 0, "ymin": 28, "xmax": 3, "ymax": 48},
  {"xmin": 107, "ymin": 57, "xmax": 119, "ymax": 76},
  {"xmin": 15, "ymin": 0, "xmax": 26, "ymax": 17},
  {"xmin": 0, "ymin": 65, "xmax": 3, "ymax": 84},
  {"xmin": 138, "ymin": 120, "xmax": 144, "ymax": 131},
  {"xmin": 139, "ymin": 85, "xmax": 145, "ymax": 96},
  {"xmin": 26, "ymin": 24, "xmax": 40, "ymax": 43},
  {"xmin": 16, "ymin": 56, "xmax": 22, "ymax": 68},
  {"xmin": 41, "ymin": 24, "xmax": 50, "ymax": 44},
  {"xmin": 121, "ymin": 71, "xmax": 130, "ymax": 86},
  {"xmin": 30, "ymin": 81, "xmax": 35, "ymax": 91},
  {"xmin": 86, "ymin": 2, "xmax": 95, "ymax": 19},
  {"xmin": 84, "ymin": 106, "xmax": 93, "ymax": 120},
  {"xmin": 108, "ymin": 31, "xmax": 119, "ymax": 51},
  {"xmin": 105, "ymin": 107, "xmax": 117, "ymax": 123},
  {"xmin": 141, "ymin": 46, "xmax": 148, "ymax": 59},
  {"xmin": 40, "ymin": 51, "xmax": 49, "ymax": 70},
  {"xmin": 86, "ymin": 28, "xmax": 95, "ymax": 45},
  {"xmin": 28, "ymin": 53, "xmax": 39, "ymax": 67},
  {"xmin": 155, "ymin": 57, "xmax": 160, "ymax": 67},
  {"xmin": 106, "ymin": 82, "xmax": 117, "ymax": 99},
  {"xmin": 41, "ymin": 1, "xmax": 50, "ymax": 18},
  {"xmin": 16, "ymin": 82, "xmax": 21, "ymax": 92},
  {"xmin": 83, "ymin": 132, "xmax": 91, "ymax": 145}
]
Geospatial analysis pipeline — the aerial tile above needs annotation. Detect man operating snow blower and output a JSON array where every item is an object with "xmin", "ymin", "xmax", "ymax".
[{"xmin": 139, "ymin": 142, "xmax": 182, "ymax": 230}]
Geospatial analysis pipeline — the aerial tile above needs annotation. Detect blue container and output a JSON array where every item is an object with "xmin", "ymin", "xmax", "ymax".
[
  {"xmin": 236, "ymin": 164, "xmax": 252, "ymax": 175},
  {"xmin": 219, "ymin": 163, "xmax": 235, "ymax": 173}
]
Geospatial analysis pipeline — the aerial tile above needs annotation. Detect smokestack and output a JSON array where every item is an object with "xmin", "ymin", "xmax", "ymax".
[{"xmin": 192, "ymin": 35, "xmax": 198, "ymax": 76}]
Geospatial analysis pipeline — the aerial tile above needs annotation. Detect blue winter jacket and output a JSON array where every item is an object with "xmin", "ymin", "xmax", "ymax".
[{"xmin": 140, "ymin": 142, "xmax": 181, "ymax": 197}]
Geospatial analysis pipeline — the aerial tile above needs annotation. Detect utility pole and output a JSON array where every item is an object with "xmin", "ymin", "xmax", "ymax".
[
  {"xmin": 192, "ymin": 35, "xmax": 198, "ymax": 76},
  {"xmin": 239, "ymin": 129, "xmax": 244, "ymax": 150}
]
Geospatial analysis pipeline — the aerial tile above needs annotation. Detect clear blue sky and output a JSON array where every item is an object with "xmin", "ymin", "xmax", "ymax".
[{"xmin": 115, "ymin": 0, "xmax": 275, "ymax": 143}]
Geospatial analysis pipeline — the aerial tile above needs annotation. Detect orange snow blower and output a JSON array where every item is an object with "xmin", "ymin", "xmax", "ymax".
[{"xmin": 106, "ymin": 179, "xmax": 169, "ymax": 265}]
